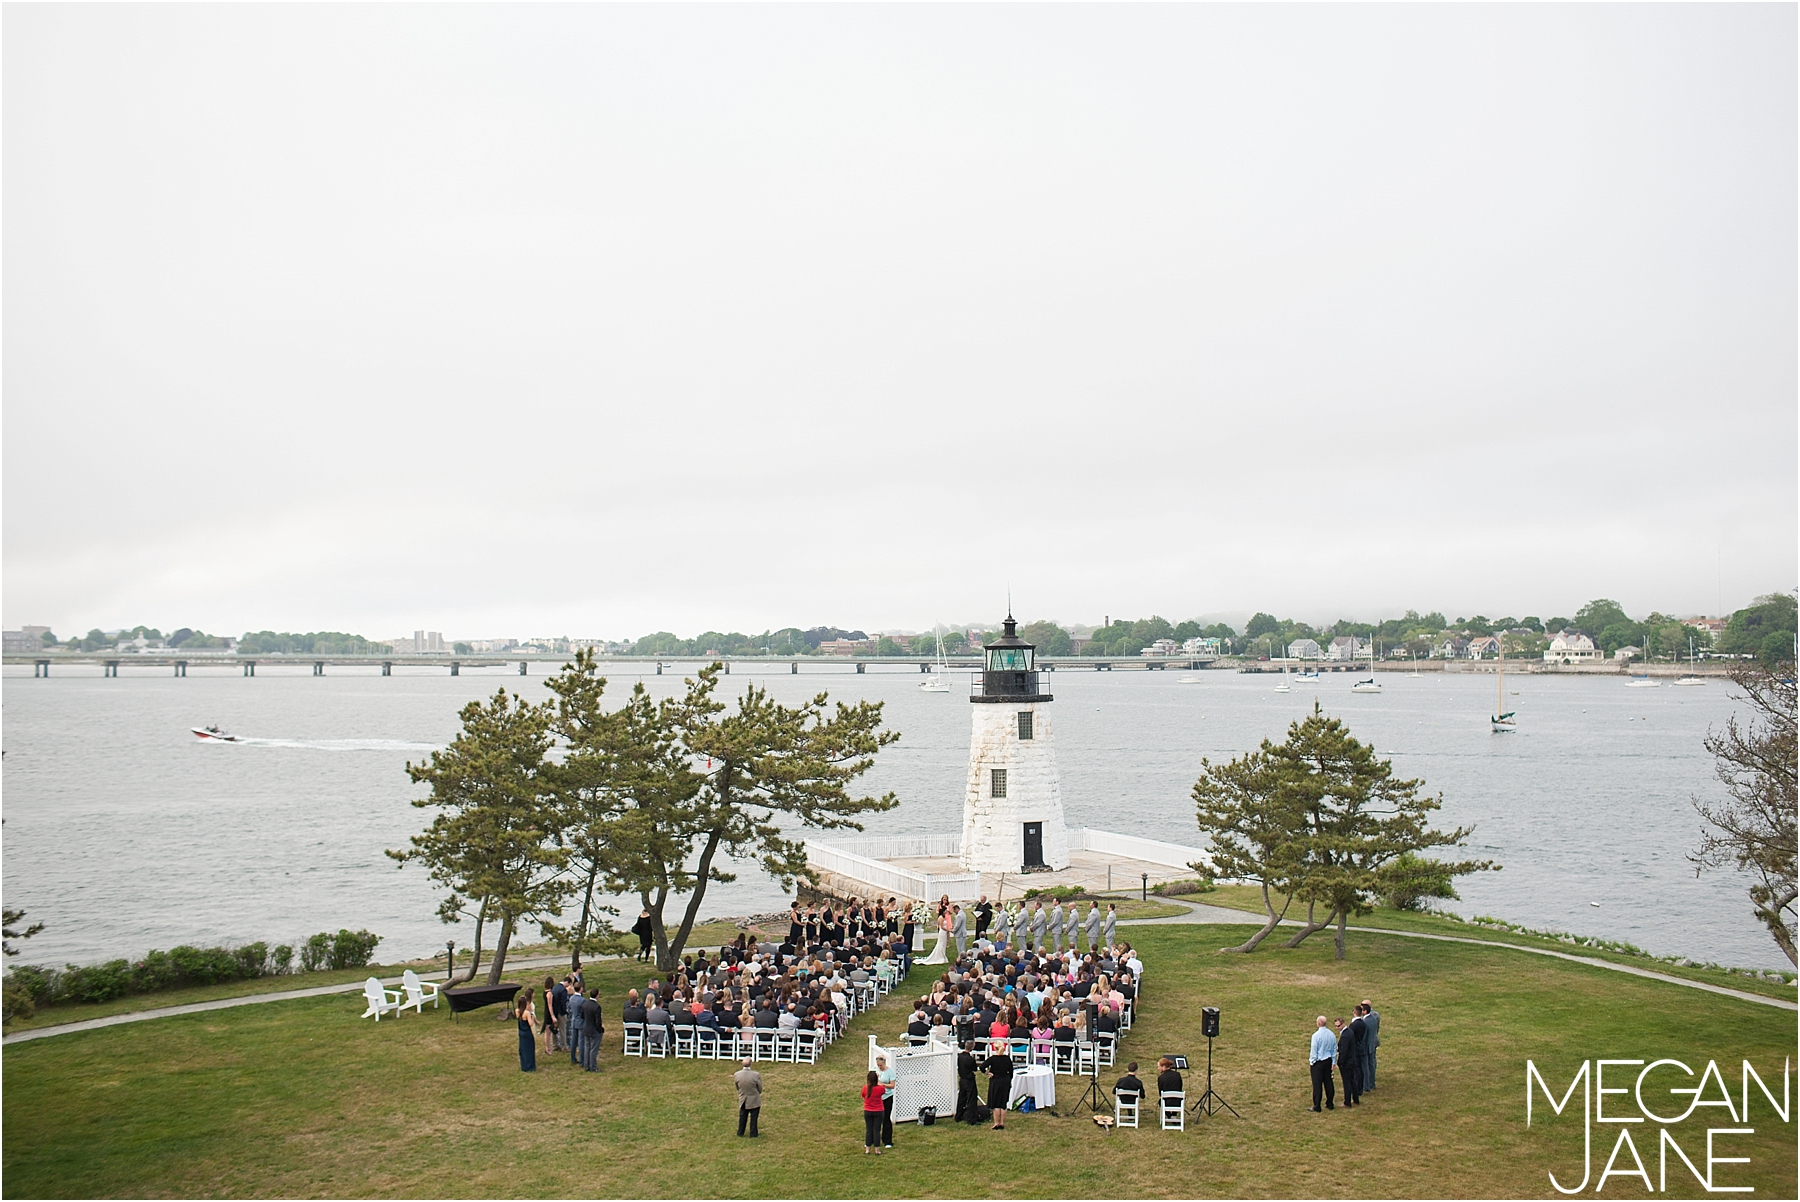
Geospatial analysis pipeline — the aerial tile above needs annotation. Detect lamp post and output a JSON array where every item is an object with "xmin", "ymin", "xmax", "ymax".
[
  {"xmin": 445, "ymin": 940, "xmax": 455, "ymax": 984},
  {"xmin": 1141, "ymin": 873, "xmax": 1148, "ymax": 902}
]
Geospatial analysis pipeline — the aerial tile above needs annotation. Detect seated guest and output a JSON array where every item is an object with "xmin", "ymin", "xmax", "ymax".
[
  {"xmin": 1115, "ymin": 1061, "xmax": 1145, "ymax": 1102},
  {"xmin": 1157, "ymin": 1056, "xmax": 1183, "ymax": 1096},
  {"xmin": 1094, "ymin": 1005, "xmax": 1119, "ymax": 1036},
  {"xmin": 622, "ymin": 989, "xmax": 648, "ymax": 1026},
  {"xmin": 778, "ymin": 1003, "xmax": 801, "ymax": 1032},
  {"xmin": 754, "ymin": 1002, "xmax": 780, "ymax": 1029},
  {"xmin": 646, "ymin": 1000, "xmax": 671, "ymax": 1048}
]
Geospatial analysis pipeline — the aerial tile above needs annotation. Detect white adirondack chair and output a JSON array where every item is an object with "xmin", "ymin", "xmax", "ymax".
[
  {"xmin": 399, "ymin": 969, "xmax": 440, "ymax": 1015},
  {"xmin": 361, "ymin": 977, "xmax": 403, "ymax": 1021}
]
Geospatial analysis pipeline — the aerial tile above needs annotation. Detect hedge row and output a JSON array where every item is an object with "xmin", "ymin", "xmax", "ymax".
[{"xmin": 3, "ymin": 929, "xmax": 381, "ymax": 1020}]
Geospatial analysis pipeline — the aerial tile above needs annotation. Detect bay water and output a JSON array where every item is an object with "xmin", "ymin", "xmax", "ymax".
[{"xmin": 1, "ymin": 662, "xmax": 1782, "ymax": 970}]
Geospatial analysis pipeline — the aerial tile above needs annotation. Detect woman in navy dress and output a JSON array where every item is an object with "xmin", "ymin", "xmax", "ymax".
[{"xmin": 516, "ymin": 988, "xmax": 538, "ymax": 1072}]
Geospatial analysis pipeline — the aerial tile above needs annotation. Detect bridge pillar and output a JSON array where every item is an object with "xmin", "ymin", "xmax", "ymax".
[
  {"xmin": 34, "ymin": 659, "xmax": 49, "ymax": 677},
  {"xmin": 174, "ymin": 661, "xmax": 187, "ymax": 677},
  {"xmin": 313, "ymin": 661, "xmax": 325, "ymax": 676},
  {"xmin": 105, "ymin": 660, "xmax": 119, "ymax": 677},
  {"xmin": 791, "ymin": 662, "xmax": 798, "ymax": 674},
  {"xmin": 723, "ymin": 662, "xmax": 729, "ymax": 674},
  {"xmin": 518, "ymin": 661, "xmax": 527, "ymax": 676},
  {"xmin": 656, "ymin": 663, "xmax": 663, "ymax": 675},
  {"xmin": 381, "ymin": 662, "xmax": 391, "ymax": 677},
  {"xmin": 856, "ymin": 662, "xmax": 865, "ymax": 674},
  {"xmin": 450, "ymin": 661, "xmax": 459, "ymax": 677},
  {"xmin": 243, "ymin": 661, "xmax": 255, "ymax": 677}
]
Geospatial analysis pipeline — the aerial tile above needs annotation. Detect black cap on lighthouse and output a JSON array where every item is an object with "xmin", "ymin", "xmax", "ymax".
[{"xmin": 975, "ymin": 613, "xmax": 1052, "ymax": 703}]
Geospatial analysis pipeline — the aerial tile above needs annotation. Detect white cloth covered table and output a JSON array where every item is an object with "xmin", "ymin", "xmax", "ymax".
[{"xmin": 1008, "ymin": 1064, "xmax": 1056, "ymax": 1110}]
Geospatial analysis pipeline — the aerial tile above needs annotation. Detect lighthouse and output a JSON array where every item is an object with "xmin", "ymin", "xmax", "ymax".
[{"xmin": 959, "ymin": 614, "xmax": 1071, "ymax": 873}]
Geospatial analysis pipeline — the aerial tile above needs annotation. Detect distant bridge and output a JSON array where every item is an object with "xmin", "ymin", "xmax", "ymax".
[{"xmin": 5, "ymin": 651, "xmax": 1222, "ymax": 678}]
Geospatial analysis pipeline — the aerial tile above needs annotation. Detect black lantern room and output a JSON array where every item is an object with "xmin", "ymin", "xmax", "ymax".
[{"xmin": 974, "ymin": 614, "xmax": 1053, "ymax": 703}]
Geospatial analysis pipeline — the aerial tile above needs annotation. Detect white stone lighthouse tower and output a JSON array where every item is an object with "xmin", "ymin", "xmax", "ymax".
[{"xmin": 959, "ymin": 615, "xmax": 1071, "ymax": 873}]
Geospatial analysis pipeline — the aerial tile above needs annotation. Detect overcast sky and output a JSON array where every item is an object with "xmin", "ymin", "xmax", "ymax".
[{"xmin": 5, "ymin": 4, "xmax": 1794, "ymax": 640}]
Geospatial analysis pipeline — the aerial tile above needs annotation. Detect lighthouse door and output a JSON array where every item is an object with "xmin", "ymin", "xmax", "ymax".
[{"xmin": 1022, "ymin": 823, "xmax": 1045, "ymax": 869}]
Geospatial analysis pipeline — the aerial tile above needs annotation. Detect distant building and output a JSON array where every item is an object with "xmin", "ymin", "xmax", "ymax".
[
  {"xmin": 1288, "ymin": 637, "xmax": 1323, "ymax": 659},
  {"xmin": 1141, "ymin": 638, "xmax": 1180, "ymax": 656},
  {"xmin": 392, "ymin": 631, "xmax": 449, "ymax": 655},
  {"xmin": 1467, "ymin": 635, "xmax": 1500, "ymax": 659},
  {"xmin": 1181, "ymin": 636, "xmax": 1224, "ymax": 655},
  {"xmin": 1326, "ymin": 636, "xmax": 1369, "ymax": 661},
  {"xmin": 818, "ymin": 638, "xmax": 874, "ymax": 656},
  {"xmin": 3, "ymin": 626, "xmax": 51, "ymax": 653},
  {"xmin": 1614, "ymin": 645, "xmax": 1642, "ymax": 662},
  {"xmin": 470, "ymin": 638, "xmax": 520, "ymax": 653},
  {"xmin": 1434, "ymin": 637, "xmax": 1469, "ymax": 659},
  {"xmin": 1545, "ymin": 631, "xmax": 1601, "ymax": 662}
]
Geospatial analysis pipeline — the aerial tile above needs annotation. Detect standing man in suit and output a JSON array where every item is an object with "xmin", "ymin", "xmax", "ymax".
[
  {"xmin": 956, "ymin": 1039, "xmax": 982, "ymax": 1123},
  {"xmin": 1308, "ymin": 1016, "xmax": 1337, "ymax": 1112},
  {"xmin": 1361, "ymin": 998, "xmax": 1380, "ymax": 1091},
  {"xmin": 1047, "ymin": 900, "xmax": 1064, "ymax": 954},
  {"xmin": 1028, "ymin": 901, "xmax": 1046, "ymax": 952},
  {"xmin": 1083, "ymin": 902, "xmax": 1101, "ymax": 953},
  {"xmin": 974, "ymin": 896, "xmax": 993, "ymax": 943},
  {"xmin": 993, "ymin": 903, "xmax": 1010, "ymax": 948},
  {"xmin": 579, "ymin": 989, "xmax": 602, "ymax": 1072},
  {"xmin": 951, "ymin": 904, "xmax": 968, "ymax": 958},
  {"xmin": 1103, "ymin": 903, "xmax": 1117, "ymax": 950},
  {"xmin": 734, "ymin": 1058, "xmax": 763, "ymax": 1137},
  {"xmin": 1337, "ymin": 1010, "xmax": 1365, "ymax": 1107}
]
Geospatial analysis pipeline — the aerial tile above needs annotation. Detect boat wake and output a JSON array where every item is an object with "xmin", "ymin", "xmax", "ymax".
[{"xmin": 195, "ymin": 736, "xmax": 443, "ymax": 752}]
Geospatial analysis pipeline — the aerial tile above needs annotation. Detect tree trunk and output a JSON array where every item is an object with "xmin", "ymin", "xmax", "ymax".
[
  {"xmin": 1334, "ymin": 908, "xmax": 1348, "ymax": 960},
  {"xmin": 487, "ymin": 910, "xmax": 515, "ymax": 985},
  {"xmin": 660, "ymin": 826, "xmax": 726, "ymax": 971},
  {"xmin": 571, "ymin": 859, "xmax": 599, "ymax": 971},
  {"xmin": 1224, "ymin": 881, "xmax": 1292, "ymax": 954},
  {"xmin": 1281, "ymin": 899, "xmax": 1336, "ymax": 948},
  {"xmin": 453, "ymin": 898, "xmax": 488, "ymax": 985}
]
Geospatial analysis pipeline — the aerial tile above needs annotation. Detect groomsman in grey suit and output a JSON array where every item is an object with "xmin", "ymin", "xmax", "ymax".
[
  {"xmin": 1083, "ymin": 902, "xmax": 1101, "ymax": 953},
  {"xmin": 994, "ymin": 903, "xmax": 1011, "ymax": 946},
  {"xmin": 1048, "ymin": 900, "xmax": 1064, "ymax": 953},
  {"xmin": 1028, "ymin": 901, "xmax": 1046, "ymax": 951},
  {"xmin": 951, "ymin": 904, "xmax": 968, "ymax": 957},
  {"xmin": 1361, "ymin": 998, "xmax": 1380, "ymax": 1090},
  {"xmin": 1102, "ymin": 903, "xmax": 1117, "ymax": 949}
]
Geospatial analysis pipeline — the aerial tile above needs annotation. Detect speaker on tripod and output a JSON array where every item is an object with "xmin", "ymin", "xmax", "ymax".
[
  {"xmin": 1192, "ymin": 1006, "xmax": 1240, "ymax": 1118},
  {"xmin": 1070, "ymin": 1000, "xmax": 1109, "ymax": 1118}
]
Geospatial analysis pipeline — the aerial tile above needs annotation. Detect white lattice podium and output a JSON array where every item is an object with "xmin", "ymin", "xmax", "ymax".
[{"xmin": 869, "ymin": 1034, "xmax": 957, "ymax": 1123}]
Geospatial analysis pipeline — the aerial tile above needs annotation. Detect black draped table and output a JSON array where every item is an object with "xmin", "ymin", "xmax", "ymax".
[{"xmin": 445, "ymin": 982, "xmax": 522, "ymax": 1014}]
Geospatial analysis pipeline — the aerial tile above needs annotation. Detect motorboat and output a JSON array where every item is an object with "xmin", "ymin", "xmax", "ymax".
[
  {"xmin": 1273, "ymin": 682, "xmax": 1291, "ymax": 693},
  {"xmin": 1672, "ymin": 675, "xmax": 1707, "ymax": 687},
  {"xmin": 1350, "ymin": 678, "xmax": 1382, "ymax": 694},
  {"xmin": 1625, "ymin": 676, "xmax": 1660, "ymax": 689},
  {"xmin": 191, "ymin": 725, "xmax": 241, "ymax": 742}
]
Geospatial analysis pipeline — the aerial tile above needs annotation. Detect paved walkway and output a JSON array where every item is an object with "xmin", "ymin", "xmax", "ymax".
[
  {"xmin": 6, "ymin": 907, "xmax": 1790, "ymax": 1045},
  {"xmin": 1118, "ymin": 896, "xmax": 1796, "ymax": 1011}
]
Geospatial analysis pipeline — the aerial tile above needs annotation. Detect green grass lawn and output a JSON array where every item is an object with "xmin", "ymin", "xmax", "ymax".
[
  {"xmin": 1192, "ymin": 884, "xmax": 1799, "ymax": 1001},
  {"xmin": 3, "ymin": 922, "xmax": 1794, "ymax": 1198}
]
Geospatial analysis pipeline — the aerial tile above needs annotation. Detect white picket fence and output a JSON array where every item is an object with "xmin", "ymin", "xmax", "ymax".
[{"xmin": 805, "ymin": 826, "xmax": 1208, "ymax": 901}]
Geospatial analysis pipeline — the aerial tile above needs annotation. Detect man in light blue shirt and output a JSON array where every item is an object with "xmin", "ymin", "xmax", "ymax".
[{"xmin": 1308, "ymin": 1016, "xmax": 1337, "ymax": 1112}]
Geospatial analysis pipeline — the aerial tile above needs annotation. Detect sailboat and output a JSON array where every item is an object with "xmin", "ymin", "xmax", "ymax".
[
  {"xmin": 1625, "ymin": 644, "xmax": 1659, "ymax": 688},
  {"xmin": 919, "ymin": 624, "xmax": 951, "ymax": 692},
  {"xmin": 1296, "ymin": 644, "xmax": 1320, "ymax": 681},
  {"xmin": 1672, "ymin": 636, "xmax": 1706, "ymax": 686},
  {"xmin": 1350, "ymin": 637, "xmax": 1381, "ymax": 693},
  {"xmin": 1406, "ymin": 649, "xmax": 1422, "ymax": 678},
  {"xmin": 1491, "ymin": 637, "xmax": 1516, "ymax": 731}
]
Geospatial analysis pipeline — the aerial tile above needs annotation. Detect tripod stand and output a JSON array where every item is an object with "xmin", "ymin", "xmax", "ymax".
[
  {"xmin": 1069, "ymin": 1043, "xmax": 1109, "ymax": 1117},
  {"xmin": 1190, "ymin": 1035, "xmax": 1240, "ymax": 1118}
]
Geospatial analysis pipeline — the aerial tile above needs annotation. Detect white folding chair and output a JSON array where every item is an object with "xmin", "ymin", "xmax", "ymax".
[
  {"xmin": 645, "ymin": 1024, "xmax": 668, "ymax": 1058},
  {"xmin": 1120, "ymin": 1002, "xmax": 1134, "ymax": 1032},
  {"xmin": 398, "ymin": 969, "xmax": 440, "ymax": 1014},
  {"xmin": 1053, "ymin": 1043, "xmax": 1078, "ymax": 1076},
  {"xmin": 621, "ymin": 1021, "xmax": 645, "ymax": 1057},
  {"xmin": 1097, "ymin": 1031, "xmax": 1117, "ymax": 1068},
  {"xmin": 360, "ymin": 977, "xmax": 402, "ymax": 1021},
  {"xmin": 1114, "ymin": 1090, "xmax": 1140, "ymax": 1129},
  {"xmin": 694, "ymin": 1028, "xmax": 719, "ymax": 1060},
  {"xmin": 794, "ymin": 1029, "xmax": 820, "ymax": 1065},
  {"xmin": 1076, "ymin": 1040, "xmax": 1098, "ymax": 1077},
  {"xmin": 754, "ymin": 1029, "xmax": 778, "ymax": 1062},
  {"xmin": 1010, "ymin": 1039, "xmax": 1031, "ymax": 1066},
  {"xmin": 905, "ymin": 1034, "xmax": 929, "ymax": 1048},
  {"xmin": 1160, "ymin": 1091, "xmax": 1185, "ymax": 1131},
  {"xmin": 775, "ymin": 1030, "xmax": 797, "ymax": 1063},
  {"xmin": 673, "ymin": 1025, "xmax": 696, "ymax": 1058}
]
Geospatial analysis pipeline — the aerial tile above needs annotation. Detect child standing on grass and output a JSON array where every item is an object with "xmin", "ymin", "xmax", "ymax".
[{"xmin": 860, "ymin": 1070, "xmax": 886, "ymax": 1154}]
